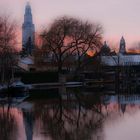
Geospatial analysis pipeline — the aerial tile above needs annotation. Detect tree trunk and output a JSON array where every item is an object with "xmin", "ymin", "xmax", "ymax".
[{"xmin": 58, "ymin": 57, "xmax": 63, "ymax": 73}]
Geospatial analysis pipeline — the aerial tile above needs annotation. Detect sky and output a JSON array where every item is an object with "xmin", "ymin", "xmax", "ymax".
[{"xmin": 0, "ymin": 0, "xmax": 140, "ymax": 48}]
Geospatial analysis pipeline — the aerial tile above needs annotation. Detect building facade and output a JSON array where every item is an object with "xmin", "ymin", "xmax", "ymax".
[
  {"xmin": 101, "ymin": 37, "xmax": 140, "ymax": 66},
  {"xmin": 22, "ymin": 2, "xmax": 35, "ymax": 54}
]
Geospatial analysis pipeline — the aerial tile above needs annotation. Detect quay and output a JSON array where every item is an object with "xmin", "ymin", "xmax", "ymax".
[{"xmin": 27, "ymin": 82, "xmax": 83, "ymax": 90}]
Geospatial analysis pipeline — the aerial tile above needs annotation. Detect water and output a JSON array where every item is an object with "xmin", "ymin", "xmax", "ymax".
[{"xmin": 0, "ymin": 88, "xmax": 140, "ymax": 140}]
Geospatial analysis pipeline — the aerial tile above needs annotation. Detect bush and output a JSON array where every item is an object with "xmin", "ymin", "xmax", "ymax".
[{"xmin": 14, "ymin": 71, "xmax": 58, "ymax": 84}]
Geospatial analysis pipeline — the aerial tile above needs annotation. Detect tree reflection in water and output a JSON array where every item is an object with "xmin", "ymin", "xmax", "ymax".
[
  {"xmin": 0, "ymin": 103, "xmax": 18, "ymax": 140},
  {"xmin": 33, "ymin": 87, "xmax": 105, "ymax": 140},
  {"xmin": 0, "ymin": 88, "xmax": 105, "ymax": 140}
]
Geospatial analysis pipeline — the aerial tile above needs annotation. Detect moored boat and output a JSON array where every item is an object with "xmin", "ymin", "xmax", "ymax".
[
  {"xmin": 0, "ymin": 80, "xmax": 29, "ymax": 103},
  {"xmin": 9, "ymin": 80, "xmax": 29, "ymax": 95}
]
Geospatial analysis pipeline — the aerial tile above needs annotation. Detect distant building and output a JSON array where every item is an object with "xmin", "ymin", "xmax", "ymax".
[
  {"xmin": 18, "ymin": 57, "xmax": 35, "ymax": 71},
  {"xmin": 22, "ymin": 2, "xmax": 35, "ymax": 55},
  {"xmin": 101, "ymin": 37, "xmax": 140, "ymax": 66},
  {"xmin": 119, "ymin": 36, "xmax": 126, "ymax": 54}
]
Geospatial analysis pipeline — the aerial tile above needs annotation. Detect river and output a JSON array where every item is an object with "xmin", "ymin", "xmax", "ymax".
[{"xmin": 0, "ymin": 87, "xmax": 140, "ymax": 140}]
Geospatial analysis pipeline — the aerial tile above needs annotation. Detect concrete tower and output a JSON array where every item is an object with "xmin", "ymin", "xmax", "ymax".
[
  {"xmin": 119, "ymin": 36, "xmax": 126, "ymax": 54},
  {"xmin": 22, "ymin": 2, "xmax": 35, "ymax": 54}
]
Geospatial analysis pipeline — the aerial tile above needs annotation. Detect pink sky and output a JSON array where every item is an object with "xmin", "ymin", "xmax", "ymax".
[{"xmin": 0, "ymin": 0, "xmax": 140, "ymax": 48}]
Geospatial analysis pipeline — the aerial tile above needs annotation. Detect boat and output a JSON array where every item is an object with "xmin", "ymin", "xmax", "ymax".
[
  {"xmin": 9, "ymin": 80, "xmax": 29, "ymax": 95},
  {"xmin": 0, "ymin": 80, "xmax": 29, "ymax": 104}
]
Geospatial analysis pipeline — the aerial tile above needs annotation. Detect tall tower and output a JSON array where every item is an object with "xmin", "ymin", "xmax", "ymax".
[
  {"xmin": 119, "ymin": 36, "xmax": 126, "ymax": 54},
  {"xmin": 22, "ymin": 2, "xmax": 35, "ymax": 54}
]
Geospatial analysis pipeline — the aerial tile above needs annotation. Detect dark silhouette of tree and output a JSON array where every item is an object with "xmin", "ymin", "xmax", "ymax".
[
  {"xmin": 41, "ymin": 16, "xmax": 103, "ymax": 73},
  {"xmin": 100, "ymin": 41, "xmax": 111, "ymax": 56},
  {"xmin": 0, "ymin": 15, "xmax": 17, "ymax": 84},
  {"xmin": 26, "ymin": 37, "xmax": 33, "ymax": 55},
  {"xmin": 21, "ymin": 37, "xmax": 34, "ymax": 57}
]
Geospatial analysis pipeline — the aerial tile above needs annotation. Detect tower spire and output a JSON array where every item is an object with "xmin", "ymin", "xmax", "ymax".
[
  {"xmin": 119, "ymin": 36, "xmax": 126, "ymax": 54},
  {"xmin": 22, "ymin": 2, "xmax": 35, "ymax": 55},
  {"xmin": 27, "ymin": 1, "xmax": 30, "ymax": 5},
  {"xmin": 24, "ymin": 2, "xmax": 32, "ymax": 23}
]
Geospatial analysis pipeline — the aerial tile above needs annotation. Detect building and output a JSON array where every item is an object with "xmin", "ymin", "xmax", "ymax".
[
  {"xmin": 18, "ymin": 57, "xmax": 35, "ymax": 71},
  {"xmin": 101, "ymin": 37, "xmax": 140, "ymax": 66},
  {"xmin": 119, "ymin": 36, "xmax": 126, "ymax": 54},
  {"xmin": 22, "ymin": 2, "xmax": 35, "ymax": 55}
]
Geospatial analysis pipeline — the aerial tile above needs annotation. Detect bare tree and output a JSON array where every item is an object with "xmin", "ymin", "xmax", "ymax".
[
  {"xmin": 41, "ymin": 16, "xmax": 103, "ymax": 73},
  {"xmin": 0, "ymin": 15, "xmax": 17, "ymax": 85}
]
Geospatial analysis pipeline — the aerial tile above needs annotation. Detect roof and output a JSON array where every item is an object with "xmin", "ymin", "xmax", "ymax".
[
  {"xmin": 20, "ymin": 57, "xmax": 34, "ymax": 65},
  {"xmin": 124, "ymin": 53, "xmax": 140, "ymax": 55}
]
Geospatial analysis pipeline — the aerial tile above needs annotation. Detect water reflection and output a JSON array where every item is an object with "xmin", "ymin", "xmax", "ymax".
[
  {"xmin": 22, "ymin": 109, "xmax": 34, "ymax": 140},
  {"xmin": 1, "ymin": 88, "xmax": 140, "ymax": 140},
  {"xmin": 0, "ymin": 106, "xmax": 18, "ymax": 140}
]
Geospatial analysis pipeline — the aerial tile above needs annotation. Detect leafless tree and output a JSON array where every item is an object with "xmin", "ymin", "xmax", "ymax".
[
  {"xmin": 41, "ymin": 16, "xmax": 103, "ymax": 73},
  {"xmin": 0, "ymin": 15, "xmax": 18, "ymax": 84}
]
